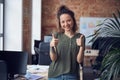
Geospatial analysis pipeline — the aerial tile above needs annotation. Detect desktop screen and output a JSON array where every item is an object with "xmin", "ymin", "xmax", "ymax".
[{"xmin": 0, "ymin": 51, "xmax": 28, "ymax": 79}]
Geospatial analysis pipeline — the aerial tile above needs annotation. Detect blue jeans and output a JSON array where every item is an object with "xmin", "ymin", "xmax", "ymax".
[{"xmin": 48, "ymin": 73, "xmax": 79, "ymax": 80}]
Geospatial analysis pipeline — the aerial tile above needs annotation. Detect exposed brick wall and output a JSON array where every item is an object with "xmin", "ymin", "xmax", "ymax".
[
  {"xmin": 23, "ymin": 0, "xmax": 32, "ymax": 64},
  {"xmin": 42, "ymin": 0, "xmax": 120, "ymax": 39}
]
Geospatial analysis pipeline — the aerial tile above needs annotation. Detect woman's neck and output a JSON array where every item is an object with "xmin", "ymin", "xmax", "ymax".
[{"xmin": 64, "ymin": 31, "xmax": 75, "ymax": 38}]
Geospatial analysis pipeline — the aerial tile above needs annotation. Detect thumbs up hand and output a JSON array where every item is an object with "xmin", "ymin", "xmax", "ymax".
[
  {"xmin": 76, "ymin": 35, "xmax": 84, "ymax": 46},
  {"xmin": 50, "ymin": 34, "xmax": 59, "ymax": 47}
]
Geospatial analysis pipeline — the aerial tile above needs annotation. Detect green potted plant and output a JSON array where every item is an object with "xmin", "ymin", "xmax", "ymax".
[
  {"xmin": 87, "ymin": 10, "xmax": 120, "ymax": 80},
  {"xmin": 100, "ymin": 48, "xmax": 120, "ymax": 80}
]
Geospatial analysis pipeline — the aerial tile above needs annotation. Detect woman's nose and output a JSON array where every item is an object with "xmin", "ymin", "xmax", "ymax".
[{"xmin": 64, "ymin": 21, "xmax": 68, "ymax": 26}]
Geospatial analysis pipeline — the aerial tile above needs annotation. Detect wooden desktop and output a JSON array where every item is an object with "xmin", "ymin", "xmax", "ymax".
[{"xmin": 15, "ymin": 65, "xmax": 48, "ymax": 80}]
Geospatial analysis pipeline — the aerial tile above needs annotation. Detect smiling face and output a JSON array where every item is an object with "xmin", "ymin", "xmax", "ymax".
[{"xmin": 60, "ymin": 14, "xmax": 74, "ymax": 33}]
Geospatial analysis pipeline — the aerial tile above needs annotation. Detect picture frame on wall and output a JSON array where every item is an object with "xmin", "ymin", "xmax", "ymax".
[{"xmin": 79, "ymin": 17, "xmax": 107, "ymax": 48}]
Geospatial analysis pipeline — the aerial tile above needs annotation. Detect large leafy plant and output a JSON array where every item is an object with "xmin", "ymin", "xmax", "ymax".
[
  {"xmin": 87, "ymin": 10, "xmax": 120, "ymax": 80},
  {"xmin": 100, "ymin": 48, "xmax": 120, "ymax": 80}
]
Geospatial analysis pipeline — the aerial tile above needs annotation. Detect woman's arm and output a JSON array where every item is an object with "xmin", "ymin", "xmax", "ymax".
[
  {"xmin": 49, "ymin": 34, "xmax": 59, "ymax": 61},
  {"xmin": 50, "ymin": 46, "xmax": 57, "ymax": 61},
  {"xmin": 76, "ymin": 35, "xmax": 85, "ymax": 64}
]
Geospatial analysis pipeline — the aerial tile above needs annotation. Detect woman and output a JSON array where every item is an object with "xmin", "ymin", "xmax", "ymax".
[{"xmin": 48, "ymin": 5, "xmax": 85, "ymax": 80}]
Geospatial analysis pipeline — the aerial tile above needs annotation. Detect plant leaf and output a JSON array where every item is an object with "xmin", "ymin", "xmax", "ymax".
[
  {"xmin": 117, "ymin": 9, "xmax": 120, "ymax": 18},
  {"xmin": 100, "ymin": 49, "xmax": 120, "ymax": 80},
  {"xmin": 112, "ymin": 13, "xmax": 120, "ymax": 29}
]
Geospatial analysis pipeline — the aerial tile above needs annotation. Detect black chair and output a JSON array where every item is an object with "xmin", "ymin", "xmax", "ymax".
[
  {"xmin": 38, "ymin": 42, "xmax": 51, "ymax": 65},
  {"xmin": 34, "ymin": 40, "xmax": 52, "ymax": 65},
  {"xmin": 0, "ymin": 60, "xmax": 7, "ymax": 80},
  {"xmin": 32, "ymin": 40, "xmax": 43, "ymax": 64}
]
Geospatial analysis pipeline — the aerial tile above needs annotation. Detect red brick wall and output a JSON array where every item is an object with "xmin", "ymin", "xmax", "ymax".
[
  {"xmin": 23, "ymin": 0, "xmax": 32, "ymax": 64},
  {"xmin": 42, "ymin": 0, "xmax": 120, "ymax": 39}
]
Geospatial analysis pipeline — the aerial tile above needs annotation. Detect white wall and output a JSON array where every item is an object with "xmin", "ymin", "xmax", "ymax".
[
  {"xmin": 31, "ymin": 0, "xmax": 41, "ymax": 54},
  {"xmin": 4, "ymin": 0, "xmax": 22, "ymax": 51}
]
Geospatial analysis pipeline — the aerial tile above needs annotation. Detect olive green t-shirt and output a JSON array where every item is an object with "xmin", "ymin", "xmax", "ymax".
[{"xmin": 48, "ymin": 32, "xmax": 82, "ymax": 78}]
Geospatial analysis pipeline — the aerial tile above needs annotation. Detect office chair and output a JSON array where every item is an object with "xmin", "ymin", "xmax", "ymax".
[
  {"xmin": 33, "ymin": 40, "xmax": 43, "ymax": 64},
  {"xmin": 0, "ymin": 60, "xmax": 7, "ymax": 80},
  {"xmin": 38, "ymin": 42, "xmax": 51, "ymax": 65}
]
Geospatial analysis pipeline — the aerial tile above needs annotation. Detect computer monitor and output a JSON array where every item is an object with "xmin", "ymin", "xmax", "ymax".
[{"xmin": 0, "ymin": 51, "xmax": 28, "ymax": 79}]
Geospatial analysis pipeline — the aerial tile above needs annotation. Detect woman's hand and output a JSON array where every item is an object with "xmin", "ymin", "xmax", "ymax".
[
  {"xmin": 50, "ymin": 34, "xmax": 59, "ymax": 47},
  {"xmin": 76, "ymin": 35, "xmax": 84, "ymax": 47},
  {"xmin": 50, "ymin": 34, "xmax": 58, "ymax": 61}
]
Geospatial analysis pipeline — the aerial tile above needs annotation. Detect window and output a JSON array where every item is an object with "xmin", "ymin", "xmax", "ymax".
[
  {"xmin": 4, "ymin": 0, "xmax": 22, "ymax": 51},
  {"xmin": 31, "ymin": 0, "xmax": 41, "ymax": 54},
  {"xmin": 0, "ymin": 0, "xmax": 4, "ymax": 50},
  {"xmin": 3, "ymin": 0, "xmax": 41, "ymax": 53}
]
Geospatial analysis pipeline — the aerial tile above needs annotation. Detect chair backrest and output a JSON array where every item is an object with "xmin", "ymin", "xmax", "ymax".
[
  {"xmin": 0, "ymin": 60, "xmax": 7, "ymax": 80},
  {"xmin": 34, "ymin": 40, "xmax": 43, "ymax": 55},
  {"xmin": 38, "ymin": 42, "xmax": 51, "ymax": 65},
  {"xmin": 33, "ymin": 40, "xmax": 43, "ymax": 64}
]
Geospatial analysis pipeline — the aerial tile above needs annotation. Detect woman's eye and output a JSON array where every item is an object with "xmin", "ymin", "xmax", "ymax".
[
  {"xmin": 67, "ymin": 19, "xmax": 71, "ymax": 22},
  {"xmin": 61, "ymin": 21, "xmax": 65, "ymax": 24},
  {"xmin": 62, "ymin": 21, "xmax": 65, "ymax": 23}
]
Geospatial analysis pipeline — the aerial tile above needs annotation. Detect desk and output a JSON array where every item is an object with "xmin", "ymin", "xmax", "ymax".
[
  {"xmin": 15, "ymin": 65, "xmax": 49, "ymax": 80},
  {"xmin": 27, "ymin": 65, "xmax": 49, "ymax": 80},
  {"xmin": 27, "ymin": 65, "xmax": 84, "ymax": 80}
]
